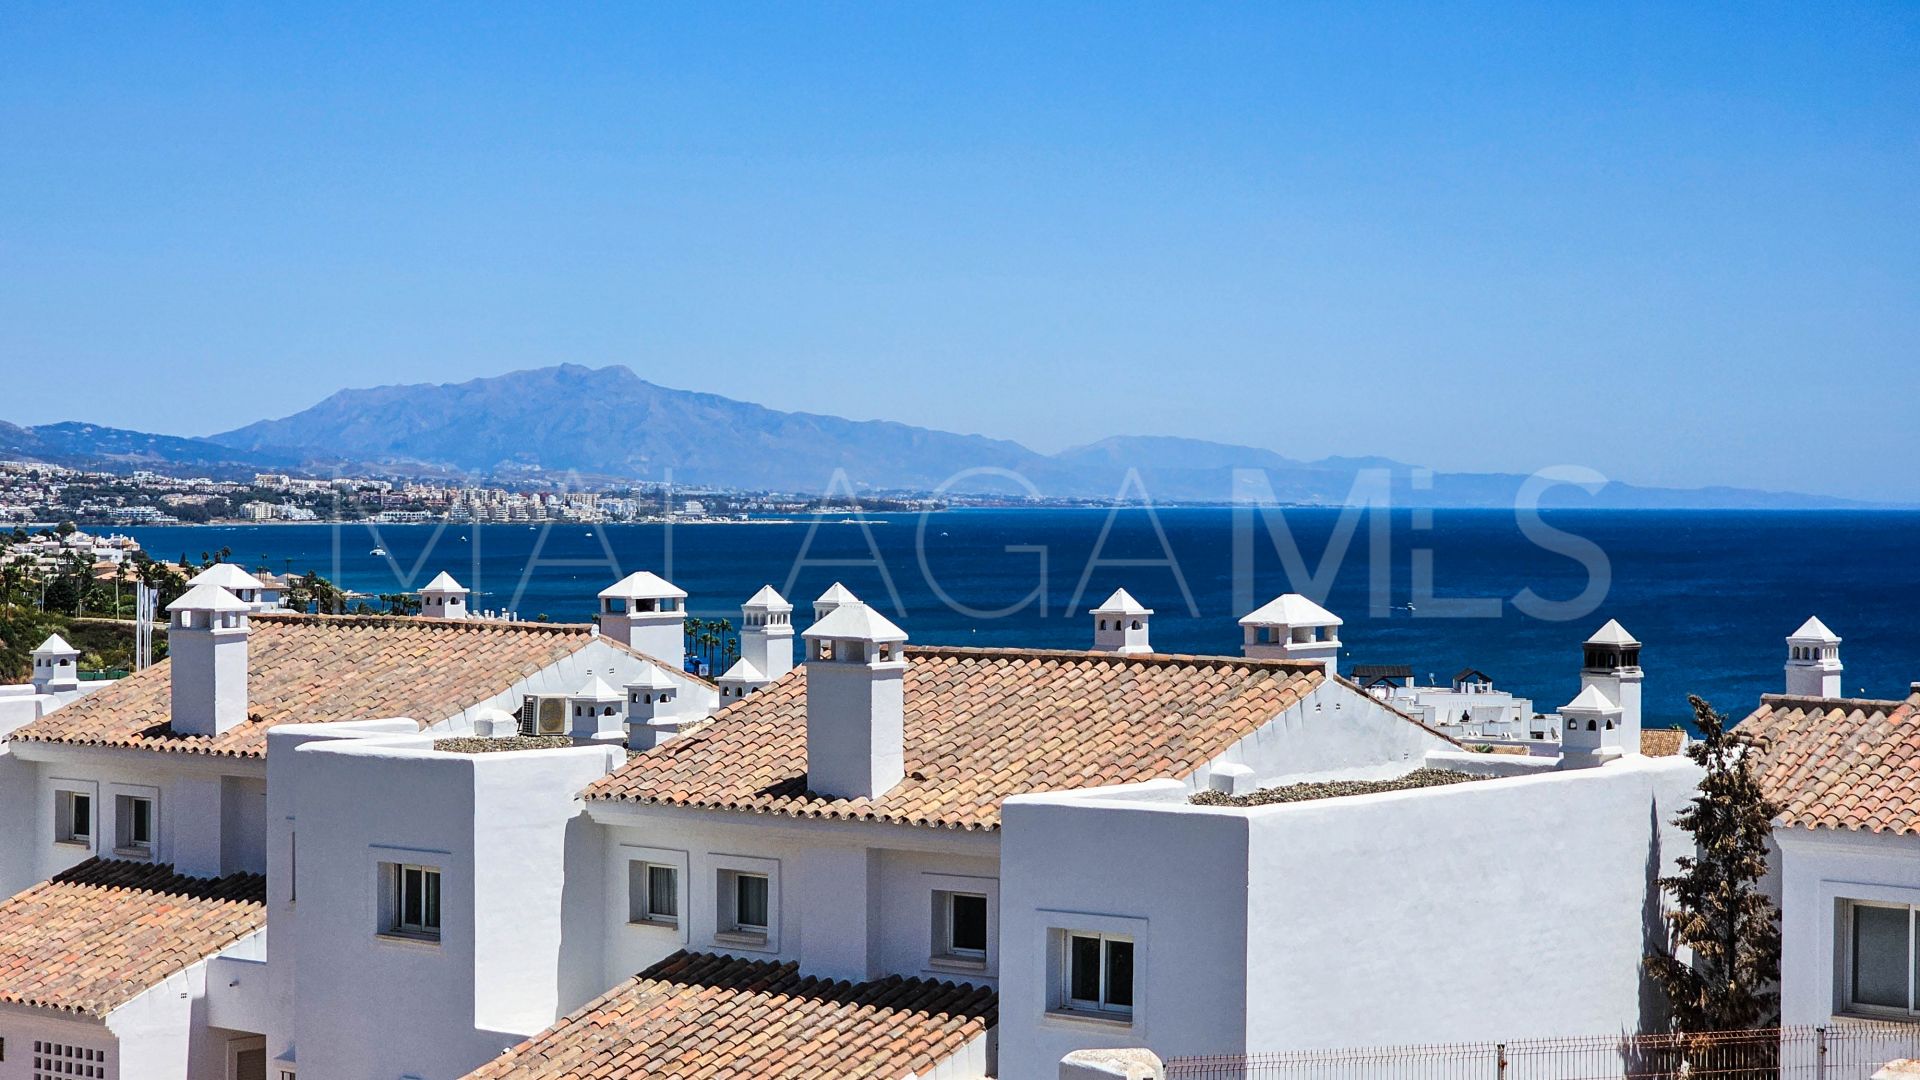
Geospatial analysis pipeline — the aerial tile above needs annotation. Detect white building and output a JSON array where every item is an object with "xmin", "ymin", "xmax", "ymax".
[
  {"xmin": 1371, "ymin": 665, "xmax": 1546, "ymax": 745},
  {"xmin": 1741, "ymin": 619, "xmax": 1920, "ymax": 1036},
  {"xmin": 0, "ymin": 575, "xmax": 1707, "ymax": 1080},
  {"xmin": 0, "ymin": 570, "xmax": 715, "ymax": 1079}
]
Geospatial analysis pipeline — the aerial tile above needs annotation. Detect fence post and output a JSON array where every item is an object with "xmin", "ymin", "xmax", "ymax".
[
  {"xmin": 1495, "ymin": 1042, "xmax": 1507, "ymax": 1080},
  {"xmin": 1817, "ymin": 1025, "xmax": 1828, "ymax": 1080}
]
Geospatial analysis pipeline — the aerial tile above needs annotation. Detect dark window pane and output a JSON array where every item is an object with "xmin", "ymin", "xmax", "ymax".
[
  {"xmin": 73, "ymin": 795, "xmax": 90, "ymax": 837},
  {"xmin": 422, "ymin": 870, "xmax": 440, "ymax": 930},
  {"xmin": 1105, "ymin": 939, "xmax": 1134, "ymax": 1008},
  {"xmin": 1069, "ymin": 935, "xmax": 1102, "ymax": 1002},
  {"xmin": 649, "ymin": 866, "xmax": 678, "ymax": 919},
  {"xmin": 131, "ymin": 800, "xmax": 151, "ymax": 844},
  {"xmin": 401, "ymin": 867, "xmax": 423, "ymax": 927},
  {"xmin": 1855, "ymin": 905, "xmax": 1909, "ymax": 1009},
  {"xmin": 950, "ymin": 894, "xmax": 988, "ymax": 953},
  {"xmin": 736, "ymin": 874, "xmax": 768, "ymax": 928}
]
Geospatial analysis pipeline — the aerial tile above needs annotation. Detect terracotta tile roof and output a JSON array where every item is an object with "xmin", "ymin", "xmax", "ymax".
[
  {"xmin": 464, "ymin": 951, "xmax": 994, "ymax": 1080},
  {"xmin": 11, "ymin": 613, "xmax": 611, "ymax": 758},
  {"xmin": 1640, "ymin": 727, "xmax": 1689, "ymax": 757},
  {"xmin": 1740, "ymin": 691, "xmax": 1920, "ymax": 834},
  {"xmin": 587, "ymin": 645, "xmax": 1346, "ymax": 830},
  {"xmin": 0, "ymin": 858, "xmax": 265, "ymax": 1017}
]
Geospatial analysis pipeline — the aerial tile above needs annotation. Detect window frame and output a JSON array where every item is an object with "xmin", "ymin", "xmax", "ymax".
[
  {"xmin": 1062, "ymin": 931, "xmax": 1135, "ymax": 1016},
  {"xmin": 378, "ymin": 861, "xmax": 443, "ymax": 943},
  {"xmin": 1039, "ymin": 912, "xmax": 1146, "ymax": 1029},
  {"xmin": 944, "ymin": 892, "xmax": 989, "ymax": 958},
  {"xmin": 52, "ymin": 781, "xmax": 97, "ymax": 848},
  {"xmin": 1843, "ymin": 898, "xmax": 1920, "ymax": 1018},
  {"xmin": 708, "ymin": 854, "xmax": 779, "ymax": 951},
  {"xmin": 111, "ymin": 784, "xmax": 159, "ymax": 859},
  {"xmin": 628, "ymin": 860, "xmax": 682, "ymax": 927},
  {"xmin": 931, "ymin": 889, "xmax": 990, "ymax": 968},
  {"xmin": 727, "ymin": 871, "xmax": 770, "ymax": 933}
]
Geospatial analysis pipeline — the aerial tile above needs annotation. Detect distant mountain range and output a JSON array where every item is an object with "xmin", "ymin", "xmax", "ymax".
[{"xmin": 0, "ymin": 364, "xmax": 1887, "ymax": 508}]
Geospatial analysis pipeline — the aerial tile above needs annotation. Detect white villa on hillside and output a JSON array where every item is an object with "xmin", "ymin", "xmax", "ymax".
[{"xmin": 0, "ymin": 567, "xmax": 1707, "ymax": 1079}]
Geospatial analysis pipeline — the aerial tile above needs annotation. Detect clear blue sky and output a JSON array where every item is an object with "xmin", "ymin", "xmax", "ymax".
[{"xmin": 1, "ymin": 3, "xmax": 1913, "ymax": 499}]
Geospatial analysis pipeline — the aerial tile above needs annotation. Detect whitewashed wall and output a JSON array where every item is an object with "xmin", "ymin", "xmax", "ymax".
[
  {"xmin": 1184, "ymin": 681, "xmax": 1459, "ymax": 793},
  {"xmin": 998, "ymin": 755, "xmax": 1702, "ymax": 1079},
  {"xmin": 274, "ymin": 730, "xmax": 621, "ymax": 1080},
  {"xmin": 3, "ymin": 745, "xmax": 267, "ymax": 883},
  {"xmin": 592, "ymin": 805, "xmax": 1001, "ymax": 990},
  {"xmin": 1774, "ymin": 826, "xmax": 1920, "ymax": 1026}
]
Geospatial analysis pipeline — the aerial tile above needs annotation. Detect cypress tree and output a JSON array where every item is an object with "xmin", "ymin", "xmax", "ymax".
[{"xmin": 1646, "ymin": 695, "xmax": 1782, "ymax": 1062}]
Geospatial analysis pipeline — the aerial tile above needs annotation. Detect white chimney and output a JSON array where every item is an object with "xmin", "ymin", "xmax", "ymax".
[
  {"xmin": 813, "ymin": 582, "xmax": 859, "ymax": 623},
  {"xmin": 598, "ymin": 572, "xmax": 687, "ymax": 670},
  {"xmin": 167, "ymin": 584, "xmax": 252, "ymax": 737},
  {"xmin": 716, "ymin": 659, "xmax": 767, "ymax": 703},
  {"xmin": 740, "ymin": 585, "xmax": 795, "ymax": 682},
  {"xmin": 624, "ymin": 664, "xmax": 681, "ymax": 750},
  {"xmin": 1786, "ymin": 616, "xmax": 1843, "ymax": 698},
  {"xmin": 418, "ymin": 572, "xmax": 470, "ymax": 621},
  {"xmin": 802, "ymin": 601, "xmax": 907, "ymax": 800},
  {"xmin": 1558, "ymin": 684, "xmax": 1625, "ymax": 769},
  {"xmin": 186, "ymin": 563, "xmax": 271, "ymax": 613},
  {"xmin": 567, "ymin": 674, "xmax": 626, "ymax": 743},
  {"xmin": 1579, "ymin": 619, "xmax": 1643, "ymax": 754},
  {"xmin": 31, "ymin": 634, "xmax": 80, "ymax": 695},
  {"xmin": 1238, "ymin": 594, "xmax": 1342, "ymax": 673},
  {"xmin": 1090, "ymin": 589, "xmax": 1152, "ymax": 655}
]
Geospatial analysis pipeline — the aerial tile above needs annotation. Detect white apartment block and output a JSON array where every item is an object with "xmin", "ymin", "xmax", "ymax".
[{"xmin": 8, "ymin": 568, "xmax": 1876, "ymax": 1080}]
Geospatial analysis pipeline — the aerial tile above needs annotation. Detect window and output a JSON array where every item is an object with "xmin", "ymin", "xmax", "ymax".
[
  {"xmin": 1846, "ymin": 900, "xmax": 1920, "ymax": 1015},
  {"xmin": 56, "ymin": 789, "xmax": 92, "ymax": 846},
  {"xmin": 384, "ymin": 863, "xmax": 441, "ymax": 940},
  {"xmin": 629, "ymin": 861, "xmax": 679, "ymax": 925},
  {"xmin": 1062, "ymin": 932, "xmax": 1134, "ymax": 1017},
  {"xmin": 115, "ymin": 793, "xmax": 154, "ymax": 856},
  {"xmin": 710, "ymin": 857, "xmax": 777, "ymax": 949},
  {"xmin": 32, "ymin": 1041, "xmax": 107, "ymax": 1080},
  {"xmin": 935, "ymin": 891, "xmax": 989, "ymax": 960},
  {"xmin": 730, "ymin": 872, "xmax": 769, "ymax": 931}
]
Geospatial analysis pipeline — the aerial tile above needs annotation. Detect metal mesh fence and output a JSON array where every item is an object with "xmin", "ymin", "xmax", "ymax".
[{"xmin": 1166, "ymin": 1022, "xmax": 1920, "ymax": 1080}]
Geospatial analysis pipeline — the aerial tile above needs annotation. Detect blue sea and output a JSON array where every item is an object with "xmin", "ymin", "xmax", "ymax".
[{"xmin": 126, "ymin": 509, "xmax": 1920, "ymax": 729}]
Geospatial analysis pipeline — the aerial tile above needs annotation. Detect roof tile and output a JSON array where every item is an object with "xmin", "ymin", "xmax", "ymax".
[
  {"xmin": 0, "ymin": 858, "xmax": 265, "ymax": 1017},
  {"xmin": 1741, "ymin": 690, "xmax": 1920, "ymax": 834},
  {"xmin": 12, "ymin": 613, "xmax": 630, "ymax": 758},
  {"xmin": 464, "ymin": 951, "xmax": 994, "ymax": 1080},
  {"xmin": 588, "ymin": 645, "xmax": 1337, "ymax": 830}
]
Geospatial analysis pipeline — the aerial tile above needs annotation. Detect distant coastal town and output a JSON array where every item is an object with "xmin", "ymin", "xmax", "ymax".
[{"xmin": 0, "ymin": 458, "xmax": 945, "ymax": 527}]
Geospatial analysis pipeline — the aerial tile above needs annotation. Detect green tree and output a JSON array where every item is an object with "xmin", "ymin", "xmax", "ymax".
[
  {"xmin": 1646, "ymin": 696, "xmax": 1781, "ymax": 1055},
  {"xmin": 379, "ymin": 592, "xmax": 422, "ymax": 616},
  {"xmin": 286, "ymin": 571, "xmax": 343, "ymax": 614}
]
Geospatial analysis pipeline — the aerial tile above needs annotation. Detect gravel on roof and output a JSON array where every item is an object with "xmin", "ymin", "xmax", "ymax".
[
  {"xmin": 433, "ymin": 735, "xmax": 577, "ymax": 754},
  {"xmin": 1191, "ymin": 767, "xmax": 1488, "ymax": 807}
]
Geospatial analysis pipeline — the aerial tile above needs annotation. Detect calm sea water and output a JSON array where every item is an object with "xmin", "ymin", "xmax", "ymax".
[{"xmin": 127, "ymin": 509, "xmax": 1920, "ymax": 728}]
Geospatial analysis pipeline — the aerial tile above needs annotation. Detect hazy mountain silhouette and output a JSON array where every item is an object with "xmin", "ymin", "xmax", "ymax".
[{"xmin": 0, "ymin": 365, "xmax": 1885, "ymax": 508}]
